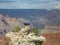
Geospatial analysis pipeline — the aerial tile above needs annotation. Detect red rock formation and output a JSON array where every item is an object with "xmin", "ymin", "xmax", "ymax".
[
  {"xmin": 0, "ymin": 37, "xmax": 10, "ymax": 45},
  {"xmin": 41, "ymin": 32, "xmax": 60, "ymax": 45}
]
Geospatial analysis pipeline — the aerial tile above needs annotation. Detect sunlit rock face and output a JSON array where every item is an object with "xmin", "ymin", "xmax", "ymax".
[{"xmin": 6, "ymin": 26, "xmax": 45, "ymax": 45}]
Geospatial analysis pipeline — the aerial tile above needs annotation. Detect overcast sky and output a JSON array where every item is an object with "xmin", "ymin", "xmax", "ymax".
[{"xmin": 0, "ymin": 0, "xmax": 60, "ymax": 9}]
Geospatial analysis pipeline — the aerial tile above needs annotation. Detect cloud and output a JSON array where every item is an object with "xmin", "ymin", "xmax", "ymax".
[
  {"xmin": 0, "ymin": 2, "xmax": 41, "ymax": 9},
  {"xmin": 0, "ymin": 0, "xmax": 17, "ymax": 2},
  {"xmin": 0, "ymin": 2, "xmax": 17, "ymax": 9},
  {"xmin": 16, "ymin": 3, "xmax": 42, "ymax": 9},
  {"xmin": 0, "ymin": 0, "xmax": 52, "ymax": 9},
  {"xmin": 0, "ymin": 0, "xmax": 59, "ymax": 9},
  {"xmin": 20, "ymin": 0, "xmax": 51, "ymax": 4},
  {"xmin": 55, "ymin": 5, "xmax": 60, "ymax": 8},
  {"xmin": 53, "ymin": 0, "xmax": 60, "ymax": 1}
]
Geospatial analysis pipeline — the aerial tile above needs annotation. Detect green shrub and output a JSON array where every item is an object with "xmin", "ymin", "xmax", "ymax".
[
  {"xmin": 12, "ymin": 26, "xmax": 21, "ymax": 32},
  {"xmin": 31, "ymin": 27, "xmax": 38, "ymax": 35}
]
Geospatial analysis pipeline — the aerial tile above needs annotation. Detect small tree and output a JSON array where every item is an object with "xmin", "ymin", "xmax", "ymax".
[
  {"xmin": 12, "ymin": 26, "xmax": 21, "ymax": 32},
  {"xmin": 15, "ymin": 26, "xmax": 21, "ymax": 32},
  {"xmin": 32, "ymin": 27, "xmax": 38, "ymax": 35}
]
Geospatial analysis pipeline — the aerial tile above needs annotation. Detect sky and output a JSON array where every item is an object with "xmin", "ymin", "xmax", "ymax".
[{"xmin": 0, "ymin": 0, "xmax": 60, "ymax": 9}]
